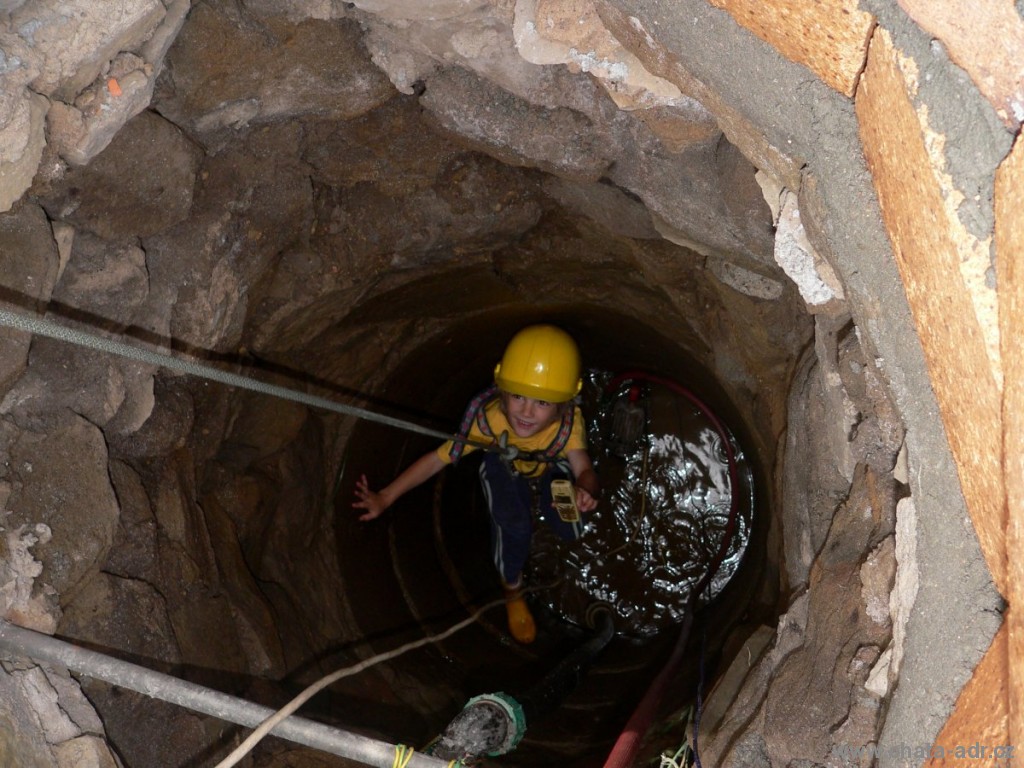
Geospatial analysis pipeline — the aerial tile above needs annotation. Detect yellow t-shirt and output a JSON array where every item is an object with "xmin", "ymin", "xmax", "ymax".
[{"xmin": 437, "ymin": 399, "xmax": 586, "ymax": 478}]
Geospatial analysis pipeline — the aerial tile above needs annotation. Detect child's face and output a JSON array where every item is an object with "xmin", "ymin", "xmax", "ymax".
[{"xmin": 501, "ymin": 392, "xmax": 562, "ymax": 438}]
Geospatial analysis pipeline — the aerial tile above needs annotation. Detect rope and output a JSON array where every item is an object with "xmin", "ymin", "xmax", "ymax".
[
  {"xmin": 0, "ymin": 307, "xmax": 496, "ymax": 453},
  {"xmin": 212, "ymin": 596, "xmax": 508, "ymax": 768}
]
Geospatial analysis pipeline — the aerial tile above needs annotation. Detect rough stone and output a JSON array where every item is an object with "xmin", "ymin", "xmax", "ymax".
[
  {"xmin": 762, "ymin": 464, "xmax": 895, "ymax": 765},
  {"xmin": 12, "ymin": 0, "xmax": 165, "ymax": 102},
  {"xmin": 52, "ymin": 233, "xmax": 149, "ymax": 325},
  {"xmin": 5, "ymin": 415, "xmax": 119, "ymax": 605},
  {"xmin": 421, "ymin": 65, "xmax": 612, "ymax": 181},
  {"xmin": 780, "ymin": 345, "xmax": 855, "ymax": 591},
  {"xmin": 1, "ymin": 336, "xmax": 129, "ymax": 429},
  {"xmin": 310, "ymin": 150, "xmax": 543, "ymax": 276},
  {"xmin": 52, "ymin": 736, "xmax": 119, "ymax": 768},
  {"xmin": 0, "ymin": 664, "xmax": 60, "ymax": 768},
  {"xmin": 76, "ymin": 679, "xmax": 219, "ymax": 768},
  {"xmin": 707, "ymin": 258, "xmax": 784, "ymax": 301},
  {"xmin": 623, "ymin": 139, "xmax": 775, "ymax": 269},
  {"xmin": 514, "ymin": 0, "xmax": 706, "ymax": 114},
  {"xmin": 101, "ymin": 460, "xmax": 158, "ymax": 581},
  {"xmin": 222, "ymin": 391, "xmax": 308, "ymax": 468},
  {"xmin": 773, "ymin": 190, "xmax": 845, "ymax": 309},
  {"xmin": 59, "ymin": 571, "xmax": 181, "ymax": 666},
  {"xmin": 302, "ymin": 96, "xmax": 458, "ymax": 192},
  {"xmin": 46, "ymin": 54, "xmax": 156, "ymax": 167},
  {"xmin": 139, "ymin": 0, "xmax": 191, "ymax": 71},
  {"xmin": 15, "ymin": 666, "xmax": 80, "ymax": 744},
  {"xmin": 0, "ymin": 521, "xmax": 59, "ymax": 633},
  {"xmin": 0, "ymin": 91, "xmax": 48, "ymax": 212},
  {"xmin": 159, "ymin": 4, "xmax": 394, "ymax": 132},
  {"xmin": 0, "ymin": 204, "xmax": 60, "ymax": 390},
  {"xmin": 40, "ymin": 110, "xmax": 200, "ymax": 239},
  {"xmin": 879, "ymin": 496, "xmax": 919, "ymax": 693},
  {"xmin": 0, "ymin": 0, "xmax": 1013, "ymax": 763},
  {"xmin": 541, "ymin": 176, "xmax": 660, "ymax": 240},
  {"xmin": 860, "ymin": 536, "xmax": 895, "ymax": 628},
  {"xmin": 39, "ymin": 666, "xmax": 104, "ymax": 736}
]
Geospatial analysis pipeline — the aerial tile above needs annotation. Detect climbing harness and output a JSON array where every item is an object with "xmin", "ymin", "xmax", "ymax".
[
  {"xmin": 0, "ymin": 307, "xmax": 509, "ymax": 458},
  {"xmin": 447, "ymin": 384, "xmax": 575, "ymax": 473}
]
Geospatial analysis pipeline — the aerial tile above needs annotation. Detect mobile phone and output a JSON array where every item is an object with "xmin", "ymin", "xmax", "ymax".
[{"xmin": 551, "ymin": 479, "xmax": 580, "ymax": 523}]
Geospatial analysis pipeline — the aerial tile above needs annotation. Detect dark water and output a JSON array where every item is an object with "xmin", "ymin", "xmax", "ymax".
[{"xmin": 529, "ymin": 370, "xmax": 754, "ymax": 637}]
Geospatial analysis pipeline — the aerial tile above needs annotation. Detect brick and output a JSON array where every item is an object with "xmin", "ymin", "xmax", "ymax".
[
  {"xmin": 924, "ymin": 620, "xmax": 1009, "ymax": 766},
  {"xmin": 855, "ymin": 27, "xmax": 1006, "ymax": 594},
  {"xmin": 996, "ymin": 132, "xmax": 1024, "ymax": 748},
  {"xmin": 703, "ymin": 0, "xmax": 875, "ymax": 97},
  {"xmin": 897, "ymin": 0, "xmax": 1024, "ymax": 127}
]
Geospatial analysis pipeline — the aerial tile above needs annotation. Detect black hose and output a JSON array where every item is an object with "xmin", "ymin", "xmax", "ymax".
[{"xmin": 517, "ymin": 606, "xmax": 616, "ymax": 723}]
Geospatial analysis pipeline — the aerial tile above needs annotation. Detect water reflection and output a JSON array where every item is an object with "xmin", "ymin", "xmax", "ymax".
[{"xmin": 530, "ymin": 371, "xmax": 754, "ymax": 636}]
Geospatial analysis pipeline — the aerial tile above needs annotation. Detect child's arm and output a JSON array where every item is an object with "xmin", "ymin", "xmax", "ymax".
[
  {"xmin": 566, "ymin": 448, "xmax": 600, "ymax": 513},
  {"xmin": 353, "ymin": 450, "xmax": 446, "ymax": 521}
]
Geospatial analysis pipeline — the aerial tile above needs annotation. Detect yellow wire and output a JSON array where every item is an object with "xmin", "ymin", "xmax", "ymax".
[{"xmin": 393, "ymin": 745, "xmax": 414, "ymax": 768}]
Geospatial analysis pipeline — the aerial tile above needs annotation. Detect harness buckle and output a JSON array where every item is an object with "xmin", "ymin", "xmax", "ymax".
[{"xmin": 496, "ymin": 430, "xmax": 519, "ymax": 462}]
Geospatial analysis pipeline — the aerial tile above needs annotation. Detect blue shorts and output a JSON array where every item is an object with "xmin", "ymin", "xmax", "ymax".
[{"xmin": 478, "ymin": 453, "xmax": 584, "ymax": 585}]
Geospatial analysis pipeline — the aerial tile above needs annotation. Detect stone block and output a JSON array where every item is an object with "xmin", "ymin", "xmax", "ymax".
[
  {"xmin": 773, "ymin": 190, "xmax": 845, "ymax": 310},
  {"xmin": 160, "ymin": 7, "xmax": 393, "ymax": 131},
  {"xmin": 42, "ymin": 110, "xmax": 200, "ymax": 239},
  {"xmin": 542, "ymin": 176, "xmax": 660, "ymax": 239},
  {"xmin": 702, "ymin": 0, "xmax": 874, "ymax": 97},
  {"xmin": 0, "ymin": 204, "xmax": 60, "ymax": 390},
  {"xmin": 59, "ymin": 572, "xmax": 180, "ymax": 664},
  {"xmin": 0, "ymin": 91, "xmax": 48, "ymax": 213},
  {"xmin": 856, "ymin": 26, "xmax": 1006, "ymax": 595},
  {"xmin": 515, "ymin": 0, "xmax": 705, "ymax": 114},
  {"xmin": 421, "ymin": 65, "xmax": 612, "ymax": 181},
  {"xmin": 47, "ymin": 55, "xmax": 155, "ymax": 167},
  {"xmin": 52, "ymin": 736, "xmax": 118, "ymax": 768},
  {"xmin": 5, "ymin": 415, "xmax": 119, "ymax": 605},
  {"xmin": 0, "ymin": 522, "xmax": 59, "ymax": 633},
  {"xmin": 15, "ymin": 667, "xmax": 80, "ymax": 744},
  {"xmin": 0, "ymin": 665, "xmax": 59, "ymax": 768}
]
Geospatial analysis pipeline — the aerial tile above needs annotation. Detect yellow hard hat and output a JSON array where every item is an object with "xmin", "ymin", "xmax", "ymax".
[{"xmin": 494, "ymin": 325, "xmax": 582, "ymax": 403}]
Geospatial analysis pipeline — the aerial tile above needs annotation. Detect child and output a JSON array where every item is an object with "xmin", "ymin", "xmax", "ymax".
[{"xmin": 354, "ymin": 324, "xmax": 600, "ymax": 644}]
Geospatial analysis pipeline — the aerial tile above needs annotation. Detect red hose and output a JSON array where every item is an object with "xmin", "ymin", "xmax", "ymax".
[
  {"xmin": 601, "ymin": 371, "xmax": 742, "ymax": 767},
  {"xmin": 602, "ymin": 615, "xmax": 692, "ymax": 768}
]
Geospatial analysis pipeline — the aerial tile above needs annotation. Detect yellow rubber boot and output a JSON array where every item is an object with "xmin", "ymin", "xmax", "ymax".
[{"xmin": 504, "ymin": 588, "xmax": 536, "ymax": 645}]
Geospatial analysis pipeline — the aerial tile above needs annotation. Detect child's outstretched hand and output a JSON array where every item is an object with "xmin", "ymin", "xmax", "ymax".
[
  {"xmin": 353, "ymin": 474, "xmax": 388, "ymax": 521},
  {"xmin": 574, "ymin": 486, "xmax": 598, "ymax": 514}
]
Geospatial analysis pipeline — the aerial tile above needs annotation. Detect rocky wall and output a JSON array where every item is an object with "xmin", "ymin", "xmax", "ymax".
[{"xmin": 0, "ymin": 0, "xmax": 1018, "ymax": 765}]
